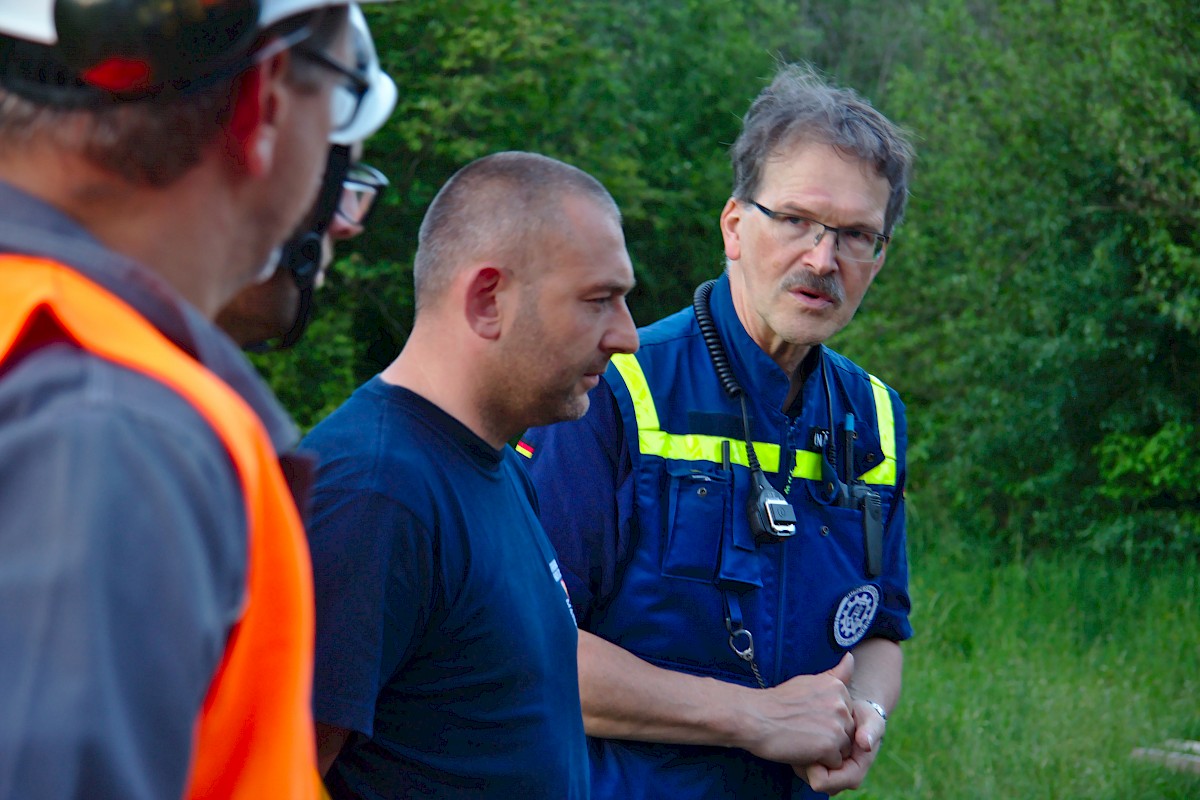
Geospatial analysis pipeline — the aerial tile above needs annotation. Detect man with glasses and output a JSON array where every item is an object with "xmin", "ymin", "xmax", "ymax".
[
  {"xmin": 0, "ymin": 1, "xmax": 392, "ymax": 798},
  {"xmin": 217, "ymin": 3, "xmax": 395, "ymax": 351},
  {"xmin": 519, "ymin": 63, "xmax": 915, "ymax": 799}
]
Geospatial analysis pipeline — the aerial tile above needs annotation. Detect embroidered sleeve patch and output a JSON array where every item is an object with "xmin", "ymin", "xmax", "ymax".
[{"xmin": 832, "ymin": 584, "xmax": 880, "ymax": 648}]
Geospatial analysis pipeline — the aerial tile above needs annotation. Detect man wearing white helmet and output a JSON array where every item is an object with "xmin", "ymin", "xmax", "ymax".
[
  {"xmin": 217, "ymin": 3, "xmax": 397, "ymax": 350},
  {"xmin": 0, "ymin": 1, "xmax": 393, "ymax": 798}
]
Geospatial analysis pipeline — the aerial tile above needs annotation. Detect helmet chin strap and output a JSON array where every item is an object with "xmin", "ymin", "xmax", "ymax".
[
  {"xmin": 273, "ymin": 232, "xmax": 322, "ymax": 349},
  {"xmin": 259, "ymin": 144, "xmax": 352, "ymax": 351}
]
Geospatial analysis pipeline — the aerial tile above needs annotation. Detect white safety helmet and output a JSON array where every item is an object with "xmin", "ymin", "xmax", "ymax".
[{"xmin": 331, "ymin": 3, "xmax": 396, "ymax": 145}]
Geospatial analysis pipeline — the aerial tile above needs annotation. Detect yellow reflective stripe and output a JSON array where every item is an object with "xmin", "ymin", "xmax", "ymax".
[
  {"xmin": 611, "ymin": 353, "xmax": 659, "ymax": 431},
  {"xmin": 791, "ymin": 450, "xmax": 822, "ymax": 480},
  {"xmin": 613, "ymin": 353, "xmax": 894, "ymax": 485},
  {"xmin": 860, "ymin": 373, "xmax": 896, "ymax": 485},
  {"xmin": 638, "ymin": 431, "xmax": 823, "ymax": 479}
]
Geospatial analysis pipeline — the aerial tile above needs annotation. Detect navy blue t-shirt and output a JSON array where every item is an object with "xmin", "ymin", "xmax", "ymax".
[{"xmin": 303, "ymin": 377, "xmax": 588, "ymax": 799}]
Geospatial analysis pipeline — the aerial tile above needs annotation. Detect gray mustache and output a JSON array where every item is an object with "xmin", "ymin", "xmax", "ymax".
[{"xmin": 781, "ymin": 273, "xmax": 844, "ymax": 305}]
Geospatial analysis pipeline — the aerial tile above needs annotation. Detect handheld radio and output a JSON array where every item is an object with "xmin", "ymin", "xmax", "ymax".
[{"xmin": 694, "ymin": 280, "xmax": 796, "ymax": 543}]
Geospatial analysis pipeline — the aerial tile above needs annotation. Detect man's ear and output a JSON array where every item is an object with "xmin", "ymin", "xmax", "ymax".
[
  {"xmin": 225, "ymin": 49, "xmax": 291, "ymax": 175},
  {"xmin": 867, "ymin": 250, "xmax": 887, "ymax": 282},
  {"xmin": 719, "ymin": 197, "xmax": 742, "ymax": 262},
  {"xmin": 463, "ymin": 265, "xmax": 506, "ymax": 341}
]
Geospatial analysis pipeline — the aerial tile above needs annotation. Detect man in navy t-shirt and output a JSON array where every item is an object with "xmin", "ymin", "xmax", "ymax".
[{"xmin": 303, "ymin": 151, "xmax": 639, "ymax": 798}]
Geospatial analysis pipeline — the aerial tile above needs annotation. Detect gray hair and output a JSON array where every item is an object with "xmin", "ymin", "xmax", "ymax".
[
  {"xmin": 0, "ymin": 7, "xmax": 348, "ymax": 188},
  {"xmin": 413, "ymin": 151, "xmax": 620, "ymax": 311},
  {"xmin": 730, "ymin": 63, "xmax": 915, "ymax": 235}
]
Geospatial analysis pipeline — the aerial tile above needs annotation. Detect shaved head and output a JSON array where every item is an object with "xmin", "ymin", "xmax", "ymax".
[{"xmin": 412, "ymin": 151, "xmax": 621, "ymax": 312}]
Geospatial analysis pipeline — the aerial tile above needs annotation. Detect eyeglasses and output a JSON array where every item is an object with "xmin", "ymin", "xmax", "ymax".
[
  {"xmin": 336, "ymin": 162, "xmax": 389, "ymax": 228},
  {"xmin": 746, "ymin": 199, "xmax": 889, "ymax": 262},
  {"xmin": 295, "ymin": 47, "xmax": 371, "ymax": 134}
]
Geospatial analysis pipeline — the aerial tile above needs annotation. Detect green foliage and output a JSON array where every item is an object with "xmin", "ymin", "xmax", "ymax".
[
  {"xmin": 1096, "ymin": 421, "xmax": 1200, "ymax": 504},
  {"xmin": 838, "ymin": 0, "xmax": 1200, "ymax": 556}
]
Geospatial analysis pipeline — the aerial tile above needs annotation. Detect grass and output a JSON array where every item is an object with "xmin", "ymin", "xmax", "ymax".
[{"xmin": 857, "ymin": 539, "xmax": 1200, "ymax": 799}]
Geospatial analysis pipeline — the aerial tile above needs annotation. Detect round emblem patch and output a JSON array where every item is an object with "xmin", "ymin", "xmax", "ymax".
[{"xmin": 832, "ymin": 584, "xmax": 880, "ymax": 648}]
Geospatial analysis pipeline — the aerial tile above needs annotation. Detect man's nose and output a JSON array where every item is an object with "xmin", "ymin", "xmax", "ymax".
[
  {"xmin": 605, "ymin": 299, "xmax": 639, "ymax": 355},
  {"xmin": 802, "ymin": 228, "xmax": 839, "ymax": 275}
]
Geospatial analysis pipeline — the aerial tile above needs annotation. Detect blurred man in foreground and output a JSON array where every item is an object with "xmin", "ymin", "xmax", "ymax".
[{"xmin": 0, "ymin": 1, "xmax": 391, "ymax": 796}]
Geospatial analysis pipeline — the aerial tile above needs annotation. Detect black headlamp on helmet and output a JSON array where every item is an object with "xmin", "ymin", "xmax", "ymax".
[
  {"xmin": 0, "ymin": 0, "xmax": 376, "ymax": 106},
  {"xmin": 0, "ymin": 0, "xmax": 263, "ymax": 105}
]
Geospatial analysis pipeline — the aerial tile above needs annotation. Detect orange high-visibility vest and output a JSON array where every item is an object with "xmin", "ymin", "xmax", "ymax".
[{"xmin": 0, "ymin": 254, "xmax": 320, "ymax": 800}]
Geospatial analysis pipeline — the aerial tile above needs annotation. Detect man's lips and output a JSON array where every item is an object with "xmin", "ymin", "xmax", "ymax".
[
  {"xmin": 789, "ymin": 286, "xmax": 836, "ymax": 308},
  {"xmin": 585, "ymin": 358, "xmax": 613, "ymax": 377},
  {"xmin": 581, "ymin": 363, "xmax": 610, "ymax": 386}
]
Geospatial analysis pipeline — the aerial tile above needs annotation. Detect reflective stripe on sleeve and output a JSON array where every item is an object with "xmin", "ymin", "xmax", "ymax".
[{"xmin": 860, "ymin": 374, "xmax": 896, "ymax": 485}]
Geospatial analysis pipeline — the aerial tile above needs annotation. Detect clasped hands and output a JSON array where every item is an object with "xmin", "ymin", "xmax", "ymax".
[{"xmin": 740, "ymin": 652, "xmax": 886, "ymax": 795}]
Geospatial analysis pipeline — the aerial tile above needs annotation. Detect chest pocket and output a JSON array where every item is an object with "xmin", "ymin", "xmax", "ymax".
[
  {"xmin": 660, "ymin": 464, "xmax": 764, "ymax": 590},
  {"xmin": 661, "ymin": 465, "xmax": 729, "ymax": 583}
]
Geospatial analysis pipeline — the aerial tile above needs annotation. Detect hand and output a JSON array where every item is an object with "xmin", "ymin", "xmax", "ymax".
[
  {"xmin": 740, "ymin": 652, "xmax": 855, "ymax": 768},
  {"xmin": 798, "ymin": 697, "xmax": 886, "ymax": 795}
]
